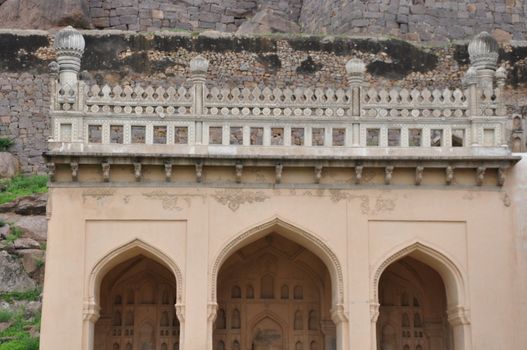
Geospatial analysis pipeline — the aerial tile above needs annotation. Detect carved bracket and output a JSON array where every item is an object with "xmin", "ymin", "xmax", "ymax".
[
  {"xmin": 447, "ymin": 305, "xmax": 471, "ymax": 326},
  {"xmin": 164, "ymin": 162, "xmax": 172, "ymax": 182},
  {"xmin": 446, "ymin": 166, "xmax": 455, "ymax": 185},
  {"xmin": 275, "ymin": 162, "xmax": 283, "ymax": 184},
  {"xmin": 497, "ymin": 167, "xmax": 506, "ymax": 186},
  {"xmin": 47, "ymin": 162, "xmax": 56, "ymax": 182},
  {"xmin": 82, "ymin": 300, "xmax": 101, "ymax": 323},
  {"xmin": 355, "ymin": 165, "xmax": 363, "ymax": 185},
  {"xmin": 175, "ymin": 303, "xmax": 185, "ymax": 323},
  {"xmin": 476, "ymin": 166, "xmax": 486, "ymax": 186},
  {"xmin": 415, "ymin": 166, "xmax": 424, "ymax": 186},
  {"xmin": 133, "ymin": 162, "xmax": 142, "ymax": 182},
  {"xmin": 330, "ymin": 304, "xmax": 349, "ymax": 324},
  {"xmin": 385, "ymin": 166, "xmax": 394, "ymax": 185},
  {"xmin": 101, "ymin": 162, "xmax": 110, "ymax": 182},
  {"xmin": 314, "ymin": 164, "xmax": 323, "ymax": 184},
  {"xmin": 195, "ymin": 160, "xmax": 203, "ymax": 183},
  {"xmin": 70, "ymin": 161, "xmax": 79, "ymax": 182},
  {"xmin": 235, "ymin": 161, "xmax": 243, "ymax": 183}
]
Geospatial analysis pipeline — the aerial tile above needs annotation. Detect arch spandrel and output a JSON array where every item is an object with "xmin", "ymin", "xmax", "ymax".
[
  {"xmin": 372, "ymin": 240, "xmax": 468, "ymax": 313},
  {"xmin": 209, "ymin": 216, "xmax": 345, "ymax": 308},
  {"xmin": 87, "ymin": 239, "xmax": 184, "ymax": 307}
]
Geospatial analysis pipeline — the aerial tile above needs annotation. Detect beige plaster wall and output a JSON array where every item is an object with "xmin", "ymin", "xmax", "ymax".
[{"xmin": 39, "ymin": 159, "xmax": 527, "ymax": 350}]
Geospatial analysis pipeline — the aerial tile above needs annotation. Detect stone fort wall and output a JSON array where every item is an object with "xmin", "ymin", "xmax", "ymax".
[
  {"xmin": 0, "ymin": 30, "xmax": 526, "ymax": 173},
  {"xmin": 84, "ymin": 0, "xmax": 527, "ymax": 42}
]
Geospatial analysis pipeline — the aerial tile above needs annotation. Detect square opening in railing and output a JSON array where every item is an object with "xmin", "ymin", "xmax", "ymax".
[
  {"xmin": 291, "ymin": 128, "xmax": 305, "ymax": 146},
  {"xmin": 88, "ymin": 125, "xmax": 102, "ymax": 143},
  {"xmin": 388, "ymin": 128, "xmax": 401, "ymax": 147},
  {"xmin": 271, "ymin": 128, "xmax": 284, "ymax": 146},
  {"xmin": 312, "ymin": 128, "xmax": 325, "ymax": 146},
  {"xmin": 431, "ymin": 129, "xmax": 443, "ymax": 147},
  {"xmin": 60, "ymin": 123, "xmax": 72, "ymax": 142},
  {"xmin": 230, "ymin": 127, "xmax": 243, "ymax": 145},
  {"xmin": 175, "ymin": 127, "xmax": 188, "ymax": 144},
  {"xmin": 250, "ymin": 127, "xmax": 263, "ymax": 146},
  {"xmin": 408, "ymin": 128, "xmax": 422, "ymax": 147},
  {"xmin": 209, "ymin": 127, "xmax": 223, "ymax": 145},
  {"xmin": 452, "ymin": 129, "xmax": 465, "ymax": 147},
  {"xmin": 483, "ymin": 129, "xmax": 495, "ymax": 146},
  {"xmin": 332, "ymin": 128, "xmax": 345, "ymax": 146},
  {"xmin": 131, "ymin": 126, "xmax": 146, "ymax": 144},
  {"xmin": 366, "ymin": 128, "xmax": 380, "ymax": 147},
  {"xmin": 154, "ymin": 126, "xmax": 167, "ymax": 144},
  {"xmin": 110, "ymin": 125, "xmax": 124, "ymax": 144}
]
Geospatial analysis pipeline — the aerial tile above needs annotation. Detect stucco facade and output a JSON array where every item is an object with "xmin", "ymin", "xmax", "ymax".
[{"xmin": 39, "ymin": 27, "xmax": 527, "ymax": 350}]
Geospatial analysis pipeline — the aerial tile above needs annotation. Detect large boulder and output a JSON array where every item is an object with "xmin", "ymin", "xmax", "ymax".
[
  {"xmin": 237, "ymin": 7, "xmax": 301, "ymax": 34},
  {"xmin": 0, "ymin": 0, "xmax": 91, "ymax": 29},
  {"xmin": 0, "ymin": 152, "xmax": 19, "ymax": 179},
  {"xmin": 0, "ymin": 214, "xmax": 47, "ymax": 241},
  {"xmin": 0, "ymin": 250, "xmax": 36, "ymax": 292},
  {"xmin": 17, "ymin": 249, "xmax": 45, "ymax": 274},
  {"xmin": 0, "ymin": 193, "xmax": 47, "ymax": 216}
]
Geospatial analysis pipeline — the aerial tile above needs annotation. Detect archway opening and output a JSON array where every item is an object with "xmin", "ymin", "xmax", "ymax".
[
  {"xmin": 214, "ymin": 233, "xmax": 335, "ymax": 350},
  {"xmin": 94, "ymin": 255, "xmax": 180, "ymax": 350},
  {"xmin": 376, "ymin": 256, "xmax": 452, "ymax": 350}
]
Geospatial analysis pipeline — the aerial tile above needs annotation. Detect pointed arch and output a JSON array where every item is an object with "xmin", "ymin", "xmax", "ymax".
[
  {"xmin": 87, "ymin": 239, "xmax": 184, "ymax": 307},
  {"xmin": 210, "ymin": 216, "xmax": 344, "ymax": 307},
  {"xmin": 372, "ymin": 240, "xmax": 468, "ymax": 316}
]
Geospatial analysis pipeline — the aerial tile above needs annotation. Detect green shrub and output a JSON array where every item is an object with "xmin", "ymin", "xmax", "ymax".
[
  {"xmin": 0, "ymin": 310, "xmax": 40, "ymax": 350},
  {"xmin": 0, "ymin": 337, "xmax": 39, "ymax": 350},
  {"xmin": 0, "ymin": 289, "xmax": 41, "ymax": 303},
  {"xmin": 0, "ymin": 138, "xmax": 14, "ymax": 152},
  {"xmin": 0, "ymin": 310, "xmax": 12, "ymax": 323},
  {"xmin": 0, "ymin": 175, "xmax": 48, "ymax": 205}
]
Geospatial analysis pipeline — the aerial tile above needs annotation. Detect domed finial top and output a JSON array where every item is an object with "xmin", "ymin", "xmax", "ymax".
[
  {"xmin": 54, "ymin": 26, "xmax": 85, "ymax": 57},
  {"xmin": 190, "ymin": 55, "xmax": 209, "ymax": 75},
  {"xmin": 468, "ymin": 31, "xmax": 499, "ymax": 69},
  {"xmin": 345, "ymin": 58, "xmax": 366, "ymax": 76}
]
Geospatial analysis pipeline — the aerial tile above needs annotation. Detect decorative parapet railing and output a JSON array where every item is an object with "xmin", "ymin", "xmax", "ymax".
[
  {"xmin": 48, "ymin": 28, "xmax": 511, "ymax": 154},
  {"xmin": 46, "ymin": 28, "xmax": 519, "ymax": 187}
]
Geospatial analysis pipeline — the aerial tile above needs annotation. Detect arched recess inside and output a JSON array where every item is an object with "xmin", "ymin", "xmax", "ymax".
[
  {"xmin": 209, "ymin": 217, "xmax": 347, "ymax": 350},
  {"xmin": 371, "ymin": 241, "xmax": 471, "ymax": 350},
  {"xmin": 84, "ymin": 239, "xmax": 184, "ymax": 350}
]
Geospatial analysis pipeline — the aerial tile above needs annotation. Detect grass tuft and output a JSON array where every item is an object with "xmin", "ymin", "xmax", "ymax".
[{"xmin": 0, "ymin": 175, "xmax": 48, "ymax": 205}]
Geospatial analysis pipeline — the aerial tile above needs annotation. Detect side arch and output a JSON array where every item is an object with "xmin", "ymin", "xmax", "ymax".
[
  {"xmin": 87, "ymin": 239, "xmax": 184, "ymax": 307},
  {"xmin": 209, "ymin": 216, "xmax": 345, "ymax": 307},
  {"xmin": 372, "ymin": 240, "xmax": 469, "ymax": 316}
]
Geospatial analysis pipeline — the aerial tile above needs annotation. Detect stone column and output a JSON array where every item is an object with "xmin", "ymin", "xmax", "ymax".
[
  {"xmin": 346, "ymin": 58, "xmax": 366, "ymax": 147},
  {"xmin": 190, "ymin": 55, "xmax": 209, "ymax": 145},
  {"xmin": 369, "ymin": 302, "xmax": 380, "ymax": 350},
  {"xmin": 463, "ymin": 67, "xmax": 479, "ymax": 146},
  {"xmin": 207, "ymin": 302, "xmax": 218, "ymax": 350},
  {"xmin": 81, "ymin": 300, "xmax": 100, "ymax": 350},
  {"xmin": 447, "ymin": 306, "xmax": 472, "ymax": 350},
  {"xmin": 331, "ymin": 304, "xmax": 349, "ymax": 350}
]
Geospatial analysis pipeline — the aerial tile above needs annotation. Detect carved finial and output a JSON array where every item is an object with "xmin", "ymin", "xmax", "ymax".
[
  {"xmin": 445, "ymin": 166, "xmax": 454, "ymax": 185},
  {"xmin": 101, "ymin": 162, "xmax": 110, "ymax": 182},
  {"xmin": 70, "ymin": 161, "xmax": 79, "ymax": 182},
  {"xmin": 195, "ymin": 160, "xmax": 203, "ymax": 183},
  {"xmin": 468, "ymin": 31, "xmax": 499, "ymax": 89},
  {"xmin": 497, "ymin": 167, "xmax": 506, "ymax": 187},
  {"xmin": 476, "ymin": 166, "xmax": 486, "ymax": 186},
  {"xmin": 190, "ymin": 55, "xmax": 209, "ymax": 81},
  {"xmin": 275, "ymin": 163, "xmax": 283, "ymax": 184},
  {"xmin": 47, "ymin": 162, "xmax": 56, "ymax": 182},
  {"xmin": 415, "ymin": 166, "xmax": 424, "ymax": 186},
  {"xmin": 355, "ymin": 165, "xmax": 363, "ymax": 185},
  {"xmin": 164, "ymin": 162, "xmax": 172, "ymax": 182},
  {"xmin": 385, "ymin": 166, "xmax": 394, "ymax": 185},
  {"xmin": 346, "ymin": 58, "xmax": 366, "ymax": 86},
  {"xmin": 314, "ymin": 164, "xmax": 323, "ymax": 184},
  {"xmin": 235, "ymin": 161, "xmax": 243, "ymax": 183},
  {"xmin": 54, "ymin": 26, "xmax": 85, "ymax": 86},
  {"xmin": 133, "ymin": 162, "xmax": 142, "ymax": 182}
]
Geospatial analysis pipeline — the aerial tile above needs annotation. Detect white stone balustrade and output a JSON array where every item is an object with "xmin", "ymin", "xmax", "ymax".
[{"xmin": 48, "ymin": 27, "xmax": 512, "ymax": 156}]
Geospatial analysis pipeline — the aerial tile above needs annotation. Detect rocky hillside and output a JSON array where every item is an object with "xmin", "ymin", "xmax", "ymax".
[
  {"xmin": 0, "ymin": 0, "xmax": 525, "ymax": 43},
  {"xmin": 0, "ymin": 167, "xmax": 48, "ymax": 349}
]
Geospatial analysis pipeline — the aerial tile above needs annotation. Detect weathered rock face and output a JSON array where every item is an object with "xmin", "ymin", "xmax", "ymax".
[
  {"xmin": 0, "ymin": 250, "xmax": 36, "ymax": 292},
  {"xmin": 0, "ymin": 193, "xmax": 47, "ymax": 216},
  {"xmin": 0, "ymin": 0, "xmax": 90, "ymax": 29},
  {"xmin": 237, "ymin": 8, "xmax": 301, "ymax": 34},
  {"xmin": 0, "ymin": 214, "xmax": 47, "ymax": 241},
  {"xmin": 0, "ymin": 152, "xmax": 19, "ymax": 179}
]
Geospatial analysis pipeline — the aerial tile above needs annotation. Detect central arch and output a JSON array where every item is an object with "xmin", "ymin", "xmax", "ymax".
[
  {"xmin": 209, "ymin": 217, "xmax": 345, "ymax": 307},
  {"xmin": 209, "ymin": 217, "xmax": 347, "ymax": 350}
]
